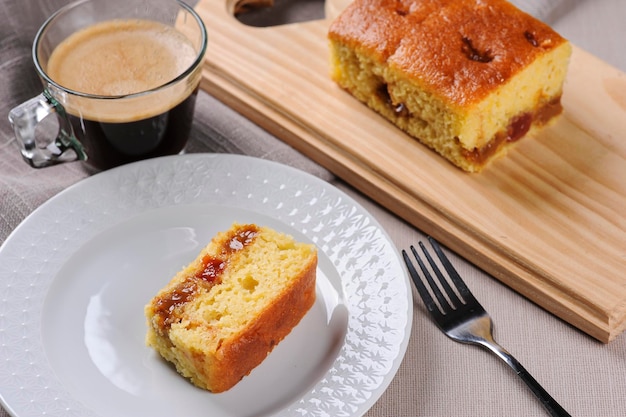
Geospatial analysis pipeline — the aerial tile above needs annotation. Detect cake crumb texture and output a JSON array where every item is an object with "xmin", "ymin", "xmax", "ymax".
[
  {"xmin": 328, "ymin": 0, "xmax": 572, "ymax": 172},
  {"xmin": 145, "ymin": 222, "xmax": 317, "ymax": 392}
]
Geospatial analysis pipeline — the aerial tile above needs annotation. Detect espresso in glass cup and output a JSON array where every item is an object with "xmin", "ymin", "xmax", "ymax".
[{"xmin": 9, "ymin": 0, "xmax": 207, "ymax": 171}]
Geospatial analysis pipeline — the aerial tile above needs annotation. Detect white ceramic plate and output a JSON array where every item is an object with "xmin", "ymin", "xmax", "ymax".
[{"xmin": 0, "ymin": 154, "xmax": 412, "ymax": 417}]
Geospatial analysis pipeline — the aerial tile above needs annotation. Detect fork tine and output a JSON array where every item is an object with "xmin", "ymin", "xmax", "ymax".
[
  {"xmin": 418, "ymin": 240, "xmax": 463, "ymax": 308},
  {"xmin": 427, "ymin": 236, "xmax": 478, "ymax": 305},
  {"xmin": 411, "ymin": 244, "xmax": 454, "ymax": 313},
  {"xmin": 402, "ymin": 248, "xmax": 444, "ymax": 319}
]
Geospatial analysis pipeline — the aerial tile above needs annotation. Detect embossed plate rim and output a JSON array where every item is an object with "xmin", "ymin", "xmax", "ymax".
[{"xmin": 0, "ymin": 153, "xmax": 412, "ymax": 417}]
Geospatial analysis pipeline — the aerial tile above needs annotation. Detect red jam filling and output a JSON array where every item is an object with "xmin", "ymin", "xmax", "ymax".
[
  {"xmin": 153, "ymin": 224, "xmax": 259, "ymax": 330},
  {"xmin": 462, "ymin": 97, "xmax": 563, "ymax": 165}
]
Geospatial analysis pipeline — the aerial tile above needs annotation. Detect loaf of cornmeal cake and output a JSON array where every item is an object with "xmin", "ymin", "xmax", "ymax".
[
  {"xmin": 328, "ymin": 0, "xmax": 572, "ymax": 172},
  {"xmin": 145, "ymin": 223, "xmax": 317, "ymax": 392}
]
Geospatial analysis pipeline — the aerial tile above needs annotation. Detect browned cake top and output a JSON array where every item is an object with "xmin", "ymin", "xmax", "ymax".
[{"xmin": 328, "ymin": 0, "xmax": 569, "ymax": 106}]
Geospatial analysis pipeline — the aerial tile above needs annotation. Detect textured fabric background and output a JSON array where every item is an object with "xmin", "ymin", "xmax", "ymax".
[{"xmin": 1, "ymin": 1, "xmax": 625, "ymax": 416}]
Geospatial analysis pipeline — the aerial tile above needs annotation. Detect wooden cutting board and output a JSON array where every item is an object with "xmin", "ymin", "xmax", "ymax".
[{"xmin": 195, "ymin": 0, "xmax": 626, "ymax": 343}]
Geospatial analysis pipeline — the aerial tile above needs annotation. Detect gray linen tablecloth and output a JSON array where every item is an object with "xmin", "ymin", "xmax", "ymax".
[{"xmin": 1, "ymin": 0, "xmax": 625, "ymax": 416}]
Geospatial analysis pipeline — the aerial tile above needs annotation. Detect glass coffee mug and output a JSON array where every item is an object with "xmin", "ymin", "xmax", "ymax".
[{"xmin": 9, "ymin": 0, "xmax": 207, "ymax": 171}]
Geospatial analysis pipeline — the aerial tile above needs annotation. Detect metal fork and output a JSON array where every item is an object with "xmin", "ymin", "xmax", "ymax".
[{"xmin": 402, "ymin": 237, "xmax": 571, "ymax": 417}]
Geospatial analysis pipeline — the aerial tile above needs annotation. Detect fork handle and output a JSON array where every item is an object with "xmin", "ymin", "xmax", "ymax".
[
  {"xmin": 488, "ymin": 344, "xmax": 571, "ymax": 417},
  {"xmin": 513, "ymin": 361, "xmax": 571, "ymax": 417}
]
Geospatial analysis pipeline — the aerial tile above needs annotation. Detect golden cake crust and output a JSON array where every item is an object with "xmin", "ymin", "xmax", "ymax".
[
  {"xmin": 328, "ymin": 0, "xmax": 569, "ymax": 107},
  {"xmin": 209, "ymin": 262, "xmax": 316, "ymax": 392}
]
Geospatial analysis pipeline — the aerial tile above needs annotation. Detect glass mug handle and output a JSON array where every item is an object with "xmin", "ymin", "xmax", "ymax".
[{"xmin": 9, "ymin": 91, "xmax": 87, "ymax": 168}]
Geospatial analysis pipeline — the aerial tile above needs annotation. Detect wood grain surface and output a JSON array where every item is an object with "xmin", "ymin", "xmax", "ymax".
[{"xmin": 195, "ymin": 0, "xmax": 626, "ymax": 342}]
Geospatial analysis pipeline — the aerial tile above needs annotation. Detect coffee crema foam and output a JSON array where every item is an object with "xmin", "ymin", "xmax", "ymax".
[
  {"xmin": 48, "ymin": 19, "xmax": 196, "ymax": 96},
  {"xmin": 46, "ymin": 19, "xmax": 199, "ymax": 122}
]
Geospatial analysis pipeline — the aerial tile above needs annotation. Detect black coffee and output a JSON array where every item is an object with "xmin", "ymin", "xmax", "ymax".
[
  {"xmin": 46, "ymin": 19, "xmax": 199, "ymax": 170},
  {"xmin": 66, "ymin": 89, "xmax": 197, "ymax": 170}
]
